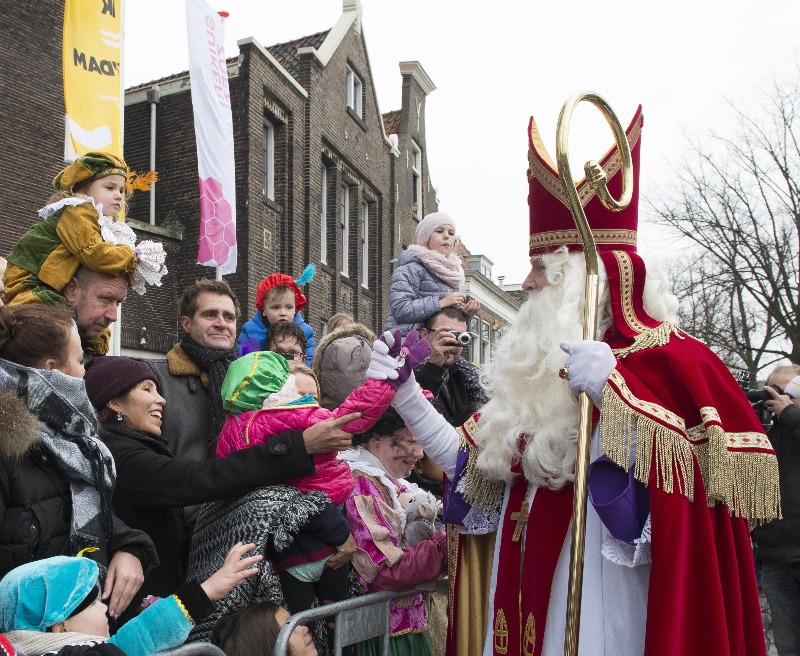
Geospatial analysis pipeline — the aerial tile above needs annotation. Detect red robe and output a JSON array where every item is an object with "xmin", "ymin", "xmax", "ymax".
[{"xmin": 445, "ymin": 329, "xmax": 779, "ymax": 656}]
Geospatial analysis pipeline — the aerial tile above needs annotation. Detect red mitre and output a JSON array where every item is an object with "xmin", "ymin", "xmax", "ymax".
[
  {"xmin": 526, "ymin": 105, "xmax": 659, "ymax": 343},
  {"xmin": 255, "ymin": 273, "xmax": 307, "ymax": 313}
]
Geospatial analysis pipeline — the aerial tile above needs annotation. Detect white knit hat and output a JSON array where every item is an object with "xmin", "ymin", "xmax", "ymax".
[{"xmin": 416, "ymin": 212, "xmax": 457, "ymax": 247}]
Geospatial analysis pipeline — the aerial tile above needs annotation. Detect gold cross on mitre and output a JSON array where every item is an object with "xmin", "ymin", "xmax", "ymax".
[{"xmin": 510, "ymin": 484, "xmax": 533, "ymax": 542}]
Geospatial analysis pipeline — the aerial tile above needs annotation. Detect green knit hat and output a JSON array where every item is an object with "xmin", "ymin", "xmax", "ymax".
[
  {"xmin": 222, "ymin": 351, "xmax": 290, "ymax": 413},
  {"xmin": 52, "ymin": 151, "xmax": 128, "ymax": 192}
]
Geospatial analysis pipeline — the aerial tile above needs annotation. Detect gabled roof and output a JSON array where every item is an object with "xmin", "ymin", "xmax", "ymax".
[
  {"xmin": 382, "ymin": 110, "xmax": 401, "ymax": 136},
  {"xmin": 267, "ymin": 30, "xmax": 330, "ymax": 81},
  {"xmin": 126, "ymin": 57, "xmax": 238, "ymax": 93}
]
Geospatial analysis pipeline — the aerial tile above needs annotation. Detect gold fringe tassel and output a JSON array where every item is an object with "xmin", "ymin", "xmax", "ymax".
[
  {"xmin": 600, "ymin": 384, "xmax": 781, "ymax": 523},
  {"xmin": 456, "ymin": 426, "xmax": 505, "ymax": 515}
]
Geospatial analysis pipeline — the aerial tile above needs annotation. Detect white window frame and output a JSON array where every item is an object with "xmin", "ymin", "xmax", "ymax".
[
  {"xmin": 481, "ymin": 320, "xmax": 491, "ymax": 366},
  {"xmin": 411, "ymin": 142, "xmax": 422, "ymax": 218},
  {"xmin": 263, "ymin": 119, "xmax": 275, "ymax": 200},
  {"xmin": 361, "ymin": 203, "xmax": 369, "ymax": 288},
  {"xmin": 340, "ymin": 183, "xmax": 350, "ymax": 277},
  {"xmin": 320, "ymin": 165, "xmax": 328, "ymax": 264},
  {"xmin": 346, "ymin": 67, "xmax": 363, "ymax": 118}
]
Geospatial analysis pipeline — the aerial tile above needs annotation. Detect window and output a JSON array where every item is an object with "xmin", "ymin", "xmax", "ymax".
[
  {"xmin": 262, "ymin": 120, "xmax": 275, "ymax": 200},
  {"xmin": 320, "ymin": 165, "xmax": 328, "ymax": 264},
  {"xmin": 411, "ymin": 143, "xmax": 421, "ymax": 218},
  {"xmin": 346, "ymin": 67, "xmax": 363, "ymax": 118},
  {"xmin": 361, "ymin": 203, "xmax": 369, "ymax": 288},
  {"xmin": 339, "ymin": 183, "xmax": 350, "ymax": 277},
  {"xmin": 481, "ymin": 320, "xmax": 491, "ymax": 365}
]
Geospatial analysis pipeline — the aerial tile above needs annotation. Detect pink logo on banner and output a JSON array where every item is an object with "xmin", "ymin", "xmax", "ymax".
[{"xmin": 197, "ymin": 176, "xmax": 235, "ymax": 265}]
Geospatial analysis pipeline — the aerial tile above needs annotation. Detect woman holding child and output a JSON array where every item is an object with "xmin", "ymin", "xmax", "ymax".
[{"xmin": 82, "ymin": 355, "xmax": 319, "ymax": 623}]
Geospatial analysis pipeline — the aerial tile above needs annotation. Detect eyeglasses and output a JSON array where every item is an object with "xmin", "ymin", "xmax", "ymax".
[{"xmin": 275, "ymin": 351, "xmax": 303, "ymax": 362}]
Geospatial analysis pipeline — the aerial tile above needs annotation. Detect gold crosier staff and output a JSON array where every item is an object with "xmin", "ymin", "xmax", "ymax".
[{"xmin": 554, "ymin": 91, "xmax": 633, "ymax": 656}]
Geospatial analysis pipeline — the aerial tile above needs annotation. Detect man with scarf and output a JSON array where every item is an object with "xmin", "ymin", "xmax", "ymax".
[
  {"xmin": 146, "ymin": 279, "xmax": 360, "ymax": 525},
  {"xmin": 377, "ymin": 104, "xmax": 781, "ymax": 656}
]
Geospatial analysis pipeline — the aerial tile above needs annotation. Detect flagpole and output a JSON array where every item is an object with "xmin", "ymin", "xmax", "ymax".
[{"xmin": 110, "ymin": 0, "xmax": 127, "ymax": 356}]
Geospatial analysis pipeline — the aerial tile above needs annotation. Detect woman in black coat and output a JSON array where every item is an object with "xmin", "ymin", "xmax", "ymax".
[
  {"xmin": 0, "ymin": 305, "xmax": 157, "ymax": 620},
  {"xmin": 83, "ymin": 355, "xmax": 356, "ymax": 623}
]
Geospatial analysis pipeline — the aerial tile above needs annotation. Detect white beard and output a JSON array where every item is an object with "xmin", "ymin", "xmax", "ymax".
[{"xmin": 473, "ymin": 249, "xmax": 676, "ymax": 489}]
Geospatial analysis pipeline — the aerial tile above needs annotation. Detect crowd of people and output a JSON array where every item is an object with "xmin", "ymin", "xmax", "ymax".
[{"xmin": 0, "ymin": 112, "xmax": 792, "ymax": 656}]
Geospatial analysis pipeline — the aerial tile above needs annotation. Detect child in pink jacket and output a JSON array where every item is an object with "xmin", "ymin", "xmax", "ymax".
[{"xmin": 216, "ymin": 340, "xmax": 429, "ymax": 646}]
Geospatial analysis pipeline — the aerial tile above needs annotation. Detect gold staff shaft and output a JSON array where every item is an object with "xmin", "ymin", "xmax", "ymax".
[{"xmin": 555, "ymin": 91, "xmax": 633, "ymax": 656}]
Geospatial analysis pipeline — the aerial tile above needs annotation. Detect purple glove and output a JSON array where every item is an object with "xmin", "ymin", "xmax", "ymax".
[{"xmin": 382, "ymin": 331, "xmax": 432, "ymax": 390}]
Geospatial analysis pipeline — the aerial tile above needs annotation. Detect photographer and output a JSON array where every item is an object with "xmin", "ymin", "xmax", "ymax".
[
  {"xmin": 414, "ymin": 307, "xmax": 488, "ymax": 428},
  {"xmin": 752, "ymin": 364, "xmax": 800, "ymax": 656}
]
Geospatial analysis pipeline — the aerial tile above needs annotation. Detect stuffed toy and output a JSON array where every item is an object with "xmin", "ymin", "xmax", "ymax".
[{"xmin": 399, "ymin": 489, "xmax": 442, "ymax": 547}]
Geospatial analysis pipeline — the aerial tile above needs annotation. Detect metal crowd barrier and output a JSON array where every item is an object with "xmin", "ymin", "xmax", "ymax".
[{"xmin": 274, "ymin": 583, "xmax": 437, "ymax": 656}]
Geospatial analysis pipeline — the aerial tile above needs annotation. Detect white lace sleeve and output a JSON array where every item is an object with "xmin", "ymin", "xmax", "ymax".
[
  {"xmin": 458, "ymin": 494, "xmax": 501, "ymax": 535},
  {"xmin": 37, "ymin": 196, "xmax": 94, "ymax": 219},
  {"xmin": 600, "ymin": 514, "xmax": 652, "ymax": 568}
]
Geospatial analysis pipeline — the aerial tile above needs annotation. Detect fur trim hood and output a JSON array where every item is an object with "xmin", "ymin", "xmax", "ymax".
[
  {"xmin": 0, "ymin": 387, "xmax": 41, "ymax": 460},
  {"xmin": 311, "ymin": 323, "xmax": 376, "ymax": 374}
]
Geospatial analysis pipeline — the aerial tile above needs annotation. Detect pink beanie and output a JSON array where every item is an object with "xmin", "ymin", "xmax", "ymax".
[{"xmin": 416, "ymin": 212, "xmax": 457, "ymax": 247}]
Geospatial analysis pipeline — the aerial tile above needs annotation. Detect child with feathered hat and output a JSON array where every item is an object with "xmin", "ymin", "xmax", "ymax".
[
  {"xmin": 237, "ymin": 265, "xmax": 316, "ymax": 364},
  {"xmin": 3, "ymin": 152, "xmax": 167, "ymax": 353}
]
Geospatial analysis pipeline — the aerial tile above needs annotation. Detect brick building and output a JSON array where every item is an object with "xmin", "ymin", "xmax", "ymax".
[
  {"xmin": 120, "ymin": 0, "xmax": 441, "ymax": 353},
  {"xmin": 0, "ymin": 0, "xmax": 517, "ymax": 359},
  {"xmin": 0, "ymin": 1, "xmax": 69, "ymax": 250}
]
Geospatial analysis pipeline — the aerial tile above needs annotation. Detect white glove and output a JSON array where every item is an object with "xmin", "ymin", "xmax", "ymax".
[
  {"xmin": 560, "ymin": 341, "xmax": 617, "ymax": 408},
  {"xmin": 366, "ymin": 336, "xmax": 400, "ymax": 382}
]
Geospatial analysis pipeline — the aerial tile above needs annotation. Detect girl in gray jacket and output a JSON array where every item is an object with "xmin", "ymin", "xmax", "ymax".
[{"xmin": 385, "ymin": 212, "xmax": 479, "ymax": 334}]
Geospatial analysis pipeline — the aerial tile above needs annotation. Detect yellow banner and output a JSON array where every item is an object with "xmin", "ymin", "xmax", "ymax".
[{"xmin": 63, "ymin": 0, "xmax": 123, "ymax": 160}]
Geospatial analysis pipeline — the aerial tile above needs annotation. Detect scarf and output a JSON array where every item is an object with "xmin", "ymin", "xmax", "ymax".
[
  {"xmin": 179, "ymin": 335, "xmax": 238, "ymax": 443},
  {"xmin": 407, "ymin": 243, "xmax": 465, "ymax": 288},
  {"xmin": 0, "ymin": 359, "xmax": 116, "ymax": 570}
]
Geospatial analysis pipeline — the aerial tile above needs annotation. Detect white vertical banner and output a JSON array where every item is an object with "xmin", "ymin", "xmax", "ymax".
[{"xmin": 185, "ymin": 0, "xmax": 237, "ymax": 274}]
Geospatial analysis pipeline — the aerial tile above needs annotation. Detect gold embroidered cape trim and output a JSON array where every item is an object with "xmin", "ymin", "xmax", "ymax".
[
  {"xmin": 455, "ymin": 416, "xmax": 505, "ymax": 515},
  {"xmin": 611, "ymin": 251, "xmax": 655, "ymax": 334},
  {"xmin": 611, "ymin": 322, "xmax": 685, "ymax": 359},
  {"xmin": 601, "ymin": 369, "xmax": 780, "ymax": 524}
]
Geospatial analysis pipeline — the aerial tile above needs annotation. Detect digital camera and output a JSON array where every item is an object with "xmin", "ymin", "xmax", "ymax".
[{"xmin": 449, "ymin": 331, "xmax": 471, "ymax": 346}]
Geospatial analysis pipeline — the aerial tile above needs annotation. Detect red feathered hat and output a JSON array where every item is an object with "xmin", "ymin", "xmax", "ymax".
[
  {"xmin": 255, "ymin": 274, "xmax": 307, "ymax": 313},
  {"xmin": 526, "ymin": 106, "xmax": 661, "ymax": 343}
]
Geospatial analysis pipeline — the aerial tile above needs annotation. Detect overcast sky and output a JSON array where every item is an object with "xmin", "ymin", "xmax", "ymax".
[{"xmin": 124, "ymin": 0, "xmax": 800, "ymax": 284}]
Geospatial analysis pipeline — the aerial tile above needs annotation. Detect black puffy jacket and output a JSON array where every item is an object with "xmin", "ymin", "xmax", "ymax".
[{"xmin": 0, "ymin": 387, "xmax": 156, "ymax": 580}]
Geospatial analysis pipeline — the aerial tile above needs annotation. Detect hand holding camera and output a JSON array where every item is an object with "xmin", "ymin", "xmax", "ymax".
[{"xmin": 425, "ymin": 326, "xmax": 470, "ymax": 368}]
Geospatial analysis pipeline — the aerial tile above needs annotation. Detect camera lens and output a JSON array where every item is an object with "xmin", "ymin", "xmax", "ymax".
[
  {"xmin": 454, "ymin": 331, "xmax": 471, "ymax": 346},
  {"xmin": 744, "ymin": 388, "xmax": 771, "ymax": 403}
]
